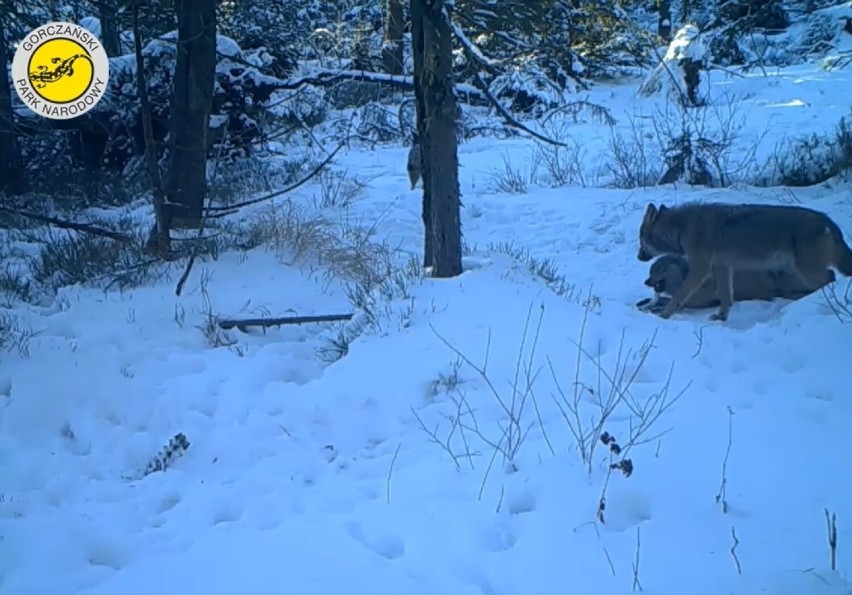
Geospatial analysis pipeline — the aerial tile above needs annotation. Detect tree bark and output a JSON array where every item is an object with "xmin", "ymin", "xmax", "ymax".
[
  {"xmin": 0, "ymin": 13, "xmax": 27, "ymax": 195},
  {"xmin": 410, "ymin": 0, "xmax": 433, "ymax": 268},
  {"xmin": 99, "ymin": 0, "xmax": 122, "ymax": 56},
  {"xmin": 383, "ymin": 0, "xmax": 405, "ymax": 75},
  {"xmin": 165, "ymin": 0, "xmax": 217, "ymax": 228},
  {"xmin": 412, "ymin": 0, "xmax": 462, "ymax": 278}
]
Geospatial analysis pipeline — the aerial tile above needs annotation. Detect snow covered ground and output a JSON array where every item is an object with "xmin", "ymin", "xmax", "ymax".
[{"xmin": 1, "ymin": 61, "xmax": 852, "ymax": 595}]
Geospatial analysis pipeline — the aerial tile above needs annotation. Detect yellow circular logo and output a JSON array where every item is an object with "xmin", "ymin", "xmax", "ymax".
[
  {"xmin": 12, "ymin": 22, "xmax": 110, "ymax": 120},
  {"xmin": 28, "ymin": 38, "xmax": 95, "ymax": 104}
]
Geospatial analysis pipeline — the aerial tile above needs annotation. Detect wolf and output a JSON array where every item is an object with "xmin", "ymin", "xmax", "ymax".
[
  {"xmin": 407, "ymin": 135, "xmax": 422, "ymax": 190},
  {"xmin": 637, "ymin": 202, "xmax": 852, "ymax": 321},
  {"xmin": 635, "ymin": 254, "xmax": 835, "ymax": 314}
]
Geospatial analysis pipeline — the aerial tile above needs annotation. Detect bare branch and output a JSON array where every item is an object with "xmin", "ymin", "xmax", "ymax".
[
  {"xmin": 0, "ymin": 205, "xmax": 131, "ymax": 242},
  {"xmin": 205, "ymin": 142, "xmax": 345, "ymax": 216}
]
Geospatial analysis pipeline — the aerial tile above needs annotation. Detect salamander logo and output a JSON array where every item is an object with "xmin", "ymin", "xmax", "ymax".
[{"xmin": 11, "ymin": 22, "xmax": 110, "ymax": 120}]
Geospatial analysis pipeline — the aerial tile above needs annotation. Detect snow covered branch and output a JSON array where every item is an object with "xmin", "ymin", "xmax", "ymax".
[
  {"xmin": 450, "ymin": 18, "xmax": 501, "ymax": 73},
  {"xmin": 443, "ymin": 10, "xmax": 566, "ymax": 147},
  {"xmin": 281, "ymin": 69, "xmax": 488, "ymax": 106}
]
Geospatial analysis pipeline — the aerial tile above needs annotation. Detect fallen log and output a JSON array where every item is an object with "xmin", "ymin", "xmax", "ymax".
[{"xmin": 218, "ymin": 313, "xmax": 354, "ymax": 332}]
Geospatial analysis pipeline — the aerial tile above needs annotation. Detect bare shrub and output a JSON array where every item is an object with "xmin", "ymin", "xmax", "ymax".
[
  {"xmin": 310, "ymin": 169, "xmax": 370, "ymax": 209},
  {"xmin": 489, "ymin": 241, "xmax": 580, "ymax": 300},
  {"xmin": 653, "ymin": 91, "xmax": 763, "ymax": 187},
  {"xmin": 607, "ymin": 91, "xmax": 763, "ymax": 188},
  {"xmin": 194, "ymin": 268, "xmax": 237, "ymax": 349},
  {"xmin": 412, "ymin": 299, "xmax": 687, "ymax": 508},
  {"xmin": 0, "ymin": 267, "xmax": 33, "ymax": 305},
  {"xmin": 0, "ymin": 233, "xmax": 35, "ymax": 304},
  {"xmin": 413, "ymin": 304, "xmax": 550, "ymax": 484},
  {"xmin": 823, "ymin": 280, "xmax": 852, "ymax": 324},
  {"xmin": 31, "ymin": 230, "xmax": 157, "ymax": 292},
  {"xmin": 489, "ymin": 153, "xmax": 540, "ymax": 194},
  {"xmin": 220, "ymin": 200, "xmax": 422, "ymax": 361},
  {"xmin": 606, "ymin": 113, "xmax": 662, "ymax": 189},
  {"xmin": 226, "ymin": 201, "xmax": 389, "ymax": 283},
  {"xmin": 769, "ymin": 113, "xmax": 852, "ymax": 186},
  {"xmin": 549, "ymin": 302, "xmax": 688, "ymax": 475},
  {"xmin": 531, "ymin": 121, "xmax": 589, "ymax": 188},
  {"xmin": 0, "ymin": 310, "xmax": 36, "ymax": 358}
]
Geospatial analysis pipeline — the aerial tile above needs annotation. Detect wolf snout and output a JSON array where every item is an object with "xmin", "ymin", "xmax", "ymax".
[{"xmin": 637, "ymin": 248, "xmax": 653, "ymax": 262}]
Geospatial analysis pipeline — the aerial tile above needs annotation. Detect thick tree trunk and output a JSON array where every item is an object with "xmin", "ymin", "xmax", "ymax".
[
  {"xmin": 383, "ymin": 0, "xmax": 405, "ymax": 75},
  {"xmin": 410, "ymin": 0, "xmax": 433, "ymax": 268},
  {"xmin": 165, "ymin": 0, "xmax": 217, "ymax": 228},
  {"xmin": 0, "ymin": 14, "xmax": 27, "ymax": 195},
  {"xmin": 413, "ymin": 0, "xmax": 462, "ymax": 278},
  {"xmin": 99, "ymin": 0, "xmax": 122, "ymax": 56}
]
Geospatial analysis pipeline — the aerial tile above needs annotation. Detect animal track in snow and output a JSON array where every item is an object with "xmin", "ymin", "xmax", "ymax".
[
  {"xmin": 211, "ymin": 499, "xmax": 243, "ymax": 525},
  {"xmin": 778, "ymin": 352, "xmax": 806, "ymax": 374},
  {"xmin": 357, "ymin": 482, "xmax": 380, "ymax": 501},
  {"xmin": 155, "ymin": 492, "xmax": 181, "ymax": 514},
  {"xmin": 599, "ymin": 487, "xmax": 652, "ymax": 532},
  {"xmin": 505, "ymin": 489, "xmax": 536, "ymax": 515},
  {"xmin": 87, "ymin": 541, "xmax": 130, "ymax": 570},
  {"xmin": 345, "ymin": 521, "xmax": 406, "ymax": 560},
  {"xmin": 478, "ymin": 522, "xmax": 517, "ymax": 552}
]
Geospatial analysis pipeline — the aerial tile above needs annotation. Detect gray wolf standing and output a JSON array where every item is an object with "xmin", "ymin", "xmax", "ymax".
[{"xmin": 637, "ymin": 202, "xmax": 852, "ymax": 321}]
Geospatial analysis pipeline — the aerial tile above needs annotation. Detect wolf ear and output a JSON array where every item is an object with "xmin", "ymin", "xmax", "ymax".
[
  {"xmin": 658, "ymin": 205, "xmax": 668, "ymax": 213},
  {"xmin": 643, "ymin": 203, "xmax": 658, "ymax": 223}
]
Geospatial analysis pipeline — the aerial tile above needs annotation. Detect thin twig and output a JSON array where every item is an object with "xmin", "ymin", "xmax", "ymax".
[
  {"xmin": 716, "ymin": 406, "xmax": 734, "ymax": 513},
  {"xmin": 825, "ymin": 508, "xmax": 837, "ymax": 572},
  {"xmin": 386, "ymin": 443, "xmax": 401, "ymax": 504},
  {"xmin": 730, "ymin": 527, "xmax": 742, "ymax": 575},
  {"xmin": 632, "ymin": 526, "xmax": 643, "ymax": 592}
]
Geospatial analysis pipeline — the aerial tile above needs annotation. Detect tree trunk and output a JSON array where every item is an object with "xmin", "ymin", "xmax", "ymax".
[
  {"xmin": 134, "ymin": 0, "xmax": 171, "ymax": 259},
  {"xmin": 165, "ymin": 0, "xmax": 217, "ymax": 228},
  {"xmin": 99, "ymin": 0, "xmax": 122, "ymax": 56},
  {"xmin": 383, "ymin": 0, "xmax": 405, "ymax": 75},
  {"xmin": 410, "ymin": 0, "xmax": 433, "ymax": 268},
  {"xmin": 412, "ymin": 0, "xmax": 462, "ymax": 278},
  {"xmin": 0, "ymin": 13, "xmax": 27, "ymax": 195},
  {"xmin": 658, "ymin": 0, "xmax": 672, "ymax": 42}
]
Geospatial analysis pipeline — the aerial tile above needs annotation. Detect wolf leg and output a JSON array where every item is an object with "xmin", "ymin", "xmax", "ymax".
[
  {"xmin": 709, "ymin": 265, "xmax": 733, "ymax": 321},
  {"xmin": 660, "ymin": 261, "xmax": 712, "ymax": 319}
]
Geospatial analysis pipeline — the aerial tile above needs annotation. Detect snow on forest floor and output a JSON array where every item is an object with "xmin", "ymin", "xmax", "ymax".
[{"xmin": 1, "ymin": 63, "xmax": 852, "ymax": 595}]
